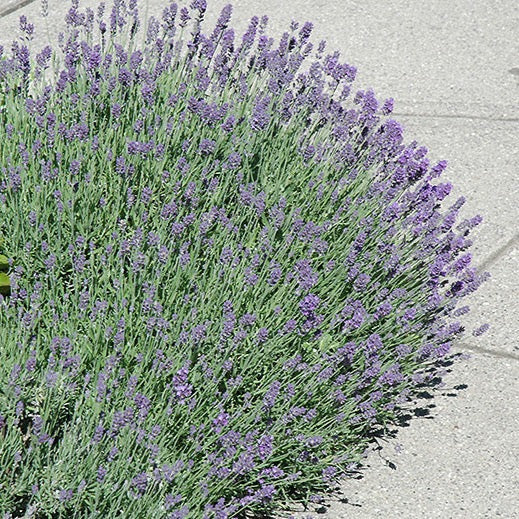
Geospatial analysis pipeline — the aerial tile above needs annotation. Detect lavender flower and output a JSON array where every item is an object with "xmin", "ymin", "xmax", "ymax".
[
  {"xmin": 299, "ymin": 294, "xmax": 320, "ymax": 317},
  {"xmin": 0, "ymin": 2, "xmax": 489, "ymax": 516},
  {"xmin": 262, "ymin": 380, "xmax": 281, "ymax": 410},
  {"xmin": 250, "ymin": 95, "xmax": 271, "ymax": 131}
]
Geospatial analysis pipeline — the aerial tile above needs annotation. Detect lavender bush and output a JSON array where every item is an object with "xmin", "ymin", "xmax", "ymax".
[{"xmin": 0, "ymin": 0, "xmax": 489, "ymax": 517}]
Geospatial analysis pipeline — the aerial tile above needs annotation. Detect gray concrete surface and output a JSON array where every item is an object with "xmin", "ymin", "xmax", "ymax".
[
  {"xmin": 1, "ymin": 1, "xmax": 518, "ymax": 518},
  {"xmin": 0, "ymin": 0, "xmax": 35, "ymax": 19}
]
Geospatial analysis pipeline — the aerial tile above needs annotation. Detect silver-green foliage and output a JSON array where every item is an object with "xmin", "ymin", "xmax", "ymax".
[{"xmin": 0, "ymin": 0, "xmax": 488, "ymax": 517}]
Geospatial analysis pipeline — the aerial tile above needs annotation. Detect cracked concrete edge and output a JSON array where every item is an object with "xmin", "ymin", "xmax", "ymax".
[
  {"xmin": 453, "ymin": 341, "xmax": 519, "ymax": 361},
  {"xmin": 478, "ymin": 233, "xmax": 519, "ymax": 271},
  {"xmin": 392, "ymin": 111, "xmax": 519, "ymax": 123},
  {"xmin": 0, "ymin": 0, "xmax": 36, "ymax": 18}
]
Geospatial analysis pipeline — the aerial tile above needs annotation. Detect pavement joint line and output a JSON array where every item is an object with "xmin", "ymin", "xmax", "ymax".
[
  {"xmin": 477, "ymin": 233, "xmax": 519, "ymax": 271},
  {"xmin": 0, "ymin": 0, "xmax": 36, "ymax": 18},
  {"xmin": 392, "ymin": 111, "xmax": 519, "ymax": 123},
  {"xmin": 454, "ymin": 341, "xmax": 519, "ymax": 361}
]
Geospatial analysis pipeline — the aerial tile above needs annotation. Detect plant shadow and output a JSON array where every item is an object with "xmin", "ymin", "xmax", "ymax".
[{"xmin": 248, "ymin": 351, "xmax": 470, "ymax": 518}]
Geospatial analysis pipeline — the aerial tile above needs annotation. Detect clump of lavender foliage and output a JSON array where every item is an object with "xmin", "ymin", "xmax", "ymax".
[{"xmin": 0, "ymin": 0, "xmax": 489, "ymax": 517}]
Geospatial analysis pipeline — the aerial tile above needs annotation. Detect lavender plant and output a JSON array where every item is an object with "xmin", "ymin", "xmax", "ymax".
[{"xmin": 0, "ymin": 0, "xmax": 489, "ymax": 517}]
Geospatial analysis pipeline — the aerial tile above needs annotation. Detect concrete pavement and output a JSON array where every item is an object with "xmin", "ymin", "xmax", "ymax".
[{"xmin": 1, "ymin": 1, "xmax": 517, "ymax": 518}]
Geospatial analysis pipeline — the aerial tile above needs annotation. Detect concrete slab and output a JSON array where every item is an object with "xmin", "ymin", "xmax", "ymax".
[{"xmin": 0, "ymin": 0, "xmax": 36, "ymax": 19}]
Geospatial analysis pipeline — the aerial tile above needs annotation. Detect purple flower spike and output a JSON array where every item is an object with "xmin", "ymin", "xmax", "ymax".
[
  {"xmin": 250, "ymin": 95, "xmax": 271, "ymax": 131},
  {"xmin": 299, "ymin": 294, "xmax": 320, "ymax": 317},
  {"xmin": 473, "ymin": 323, "xmax": 490, "ymax": 337}
]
